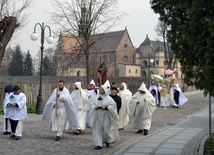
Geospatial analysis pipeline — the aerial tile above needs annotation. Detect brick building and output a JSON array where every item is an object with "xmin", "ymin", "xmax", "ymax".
[{"xmin": 56, "ymin": 28, "xmax": 141, "ymax": 79}]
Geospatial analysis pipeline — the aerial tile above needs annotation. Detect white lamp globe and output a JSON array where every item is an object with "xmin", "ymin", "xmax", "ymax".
[
  {"xmin": 30, "ymin": 32, "xmax": 38, "ymax": 41},
  {"xmin": 150, "ymin": 59, "xmax": 154, "ymax": 64},
  {"xmin": 46, "ymin": 36, "xmax": 54, "ymax": 44}
]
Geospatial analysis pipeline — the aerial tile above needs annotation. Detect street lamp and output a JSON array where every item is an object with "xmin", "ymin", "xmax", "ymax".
[
  {"xmin": 30, "ymin": 23, "xmax": 54, "ymax": 114},
  {"xmin": 147, "ymin": 54, "xmax": 154, "ymax": 89}
]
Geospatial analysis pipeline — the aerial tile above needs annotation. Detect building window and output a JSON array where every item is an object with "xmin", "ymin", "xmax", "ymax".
[
  {"xmin": 77, "ymin": 55, "xmax": 82, "ymax": 62},
  {"xmin": 156, "ymin": 60, "xmax": 159, "ymax": 65},
  {"xmin": 108, "ymin": 56, "xmax": 111, "ymax": 61},
  {"xmin": 123, "ymin": 56, "xmax": 128, "ymax": 63},
  {"xmin": 135, "ymin": 69, "xmax": 137, "ymax": 73},
  {"xmin": 129, "ymin": 69, "xmax": 131, "ymax": 73},
  {"xmin": 77, "ymin": 71, "xmax": 80, "ymax": 76}
]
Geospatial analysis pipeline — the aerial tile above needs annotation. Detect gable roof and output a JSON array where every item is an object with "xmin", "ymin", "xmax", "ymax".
[
  {"xmin": 89, "ymin": 30, "xmax": 125, "ymax": 53},
  {"xmin": 58, "ymin": 30, "xmax": 126, "ymax": 54},
  {"xmin": 138, "ymin": 35, "xmax": 170, "ymax": 52}
]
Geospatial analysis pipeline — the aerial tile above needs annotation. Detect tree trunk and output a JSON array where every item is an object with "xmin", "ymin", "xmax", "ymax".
[
  {"xmin": 0, "ymin": 16, "xmax": 19, "ymax": 67},
  {"xmin": 85, "ymin": 48, "xmax": 90, "ymax": 84}
]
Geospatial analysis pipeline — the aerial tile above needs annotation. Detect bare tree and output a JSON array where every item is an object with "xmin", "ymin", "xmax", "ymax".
[
  {"xmin": 51, "ymin": 0, "xmax": 124, "ymax": 83},
  {"xmin": 155, "ymin": 20, "xmax": 176, "ymax": 70},
  {"xmin": 0, "ymin": 0, "xmax": 33, "ymax": 67}
]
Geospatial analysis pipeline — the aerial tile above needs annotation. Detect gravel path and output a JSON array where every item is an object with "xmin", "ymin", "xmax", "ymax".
[{"xmin": 0, "ymin": 91, "xmax": 209, "ymax": 155}]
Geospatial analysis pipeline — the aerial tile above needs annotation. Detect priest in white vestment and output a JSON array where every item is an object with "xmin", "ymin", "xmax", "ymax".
[
  {"xmin": 5, "ymin": 85, "xmax": 27, "ymax": 140},
  {"xmin": 42, "ymin": 80, "xmax": 80, "ymax": 141},
  {"xmin": 70, "ymin": 82, "xmax": 88, "ymax": 134},
  {"xmin": 90, "ymin": 80, "xmax": 119, "ymax": 150},
  {"xmin": 130, "ymin": 83, "xmax": 156, "ymax": 136},
  {"xmin": 86, "ymin": 79, "xmax": 98, "ymax": 126},
  {"xmin": 3, "ymin": 85, "xmax": 13, "ymax": 135},
  {"xmin": 117, "ymin": 82, "xmax": 132, "ymax": 130}
]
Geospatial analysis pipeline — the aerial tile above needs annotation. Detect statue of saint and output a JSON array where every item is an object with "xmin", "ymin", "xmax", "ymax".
[{"xmin": 97, "ymin": 62, "xmax": 107, "ymax": 86}]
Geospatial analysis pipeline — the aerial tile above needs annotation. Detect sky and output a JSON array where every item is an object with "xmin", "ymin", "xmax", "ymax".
[{"xmin": 13, "ymin": 0, "xmax": 160, "ymax": 57}]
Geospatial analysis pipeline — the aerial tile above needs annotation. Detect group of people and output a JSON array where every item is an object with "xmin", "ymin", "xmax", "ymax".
[
  {"xmin": 148, "ymin": 81, "xmax": 188, "ymax": 108},
  {"xmin": 41, "ymin": 79, "xmax": 157, "ymax": 150},
  {"xmin": 2, "ymin": 79, "xmax": 186, "ymax": 150}
]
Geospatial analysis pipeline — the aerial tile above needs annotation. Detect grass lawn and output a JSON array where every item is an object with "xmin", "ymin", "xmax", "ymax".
[{"xmin": 204, "ymin": 134, "xmax": 214, "ymax": 155}]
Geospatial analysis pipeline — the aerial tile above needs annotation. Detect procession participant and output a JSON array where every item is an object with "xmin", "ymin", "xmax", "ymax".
[
  {"xmin": 156, "ymin": 83, "xmax": 162, "ymax": 106},
  {"xmin": 42, "ymin": 80, "xmax": 80, "ymax": 141},
  {"xmin": 70, "ymin": 82, "xmax": 88, "ymax": 134},
  {"xmin": 3, "ymin": 84, "xmax": 13, "ymax": 135},
  {"xmin": 5, "ymin": 85, "xmax": 27, "ymax": 140},
  {"xmin": 117, "ymin": 82, "xmax": 132, "ymax": 130},
  {"xmin": 160, "ymin": 85, "xmax": 170, "ymax": 107},
  {"xmin": 172, "ymin": 84, "xmax": 188, "ymax": 108},
  {"xmin": 86, "ymin": 79, "xmax": 98, "ymax": 126},
  {"xmin": 130, "ymin": 83, "xmax": 156, "ymax": 136},
  {"xmin": 149, "ymin": 81, "xmax": 158, "ymax": 105},
  {"xmin": 90, "ymin": 80, "xmax": 119, "ymax": 150},
  {"xmin": 109, "ymin": 87, "xmax": 122, "ymax": 114}
]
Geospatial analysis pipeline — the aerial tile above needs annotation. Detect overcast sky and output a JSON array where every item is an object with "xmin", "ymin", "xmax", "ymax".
[{"xmin": 13, "ymin": 0, "xmax": 160, "ymax": 57}]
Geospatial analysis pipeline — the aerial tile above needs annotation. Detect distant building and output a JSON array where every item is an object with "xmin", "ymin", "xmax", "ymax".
[
  {"xmin": 136, "ymin": 34, "xmax": 181, "ymax": 79},
  {"xmin": 56, "ymin": 28, "xmax": 141, "ymax": 79}
]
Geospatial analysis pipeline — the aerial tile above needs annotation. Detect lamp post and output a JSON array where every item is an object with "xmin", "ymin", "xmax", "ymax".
[
  {"xmin": 147, "ymin": 54, "xmax": 154, "ymax": 89},
  {"xmin": 30, "ymin": 23, "xmax": 54, "ymax": 114}
]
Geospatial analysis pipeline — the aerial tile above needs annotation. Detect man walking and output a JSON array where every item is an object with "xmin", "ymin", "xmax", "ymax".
[
  {"xmin": 42, "ymin": 80, "xmax": 80, "ymax": 141},
  {"xmin": 3, "ymin": 84, "xmax": 13, "ymax": 135},
  {"xmin": 130, "ymin": 83, "xmax": 156, "ymax": 136},
  {"xmin": 90, "ymin": 80, "xmax": 119, "ymax": 150},
  {"xmin": 118, "ymin": 82, "xmax": 132, "ymax": 130},
  {"xmin": 5, "ymin": 85, "xmax": 27, "ymax": 140},
  {"xmin": 70, "ymin": 82, "xmax": 88, "ymax": 134}
]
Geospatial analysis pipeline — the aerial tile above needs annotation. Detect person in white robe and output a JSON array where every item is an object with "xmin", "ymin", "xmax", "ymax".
[
  {"xmin": 5, "ymin": 85, "xmax": 27, "ymax": 140},
  {"xmin": 42, "ymin": 80, "xmax": 80, "ymax": 141},
  {"xmin": 3, "ymin": 85, "xmax": 13, "ymax": 135},
  {"xmin": 90, "ymin": 80, "xmax": 119, "ymax": 150},
  {"xmin": 169, "ymin": 84, "xmax": 175, "ymax": 105},
  {"xmin": 130, "ymin": 83, "xmax": 156, "ymax": 136},
  {"xmin": 172, "ymin": 84, "xmax": 188, "ymax": 108},
  {"xmin": 86, "ymin": 79, "xmax": 98, "ymax": 126},
  {"xmin": 117, "ymin": 82, "xmax": 132, "ymax": 130},
  {"xmin": 70, "ymin": 82, "xmax": 88, "ymax": 134}
]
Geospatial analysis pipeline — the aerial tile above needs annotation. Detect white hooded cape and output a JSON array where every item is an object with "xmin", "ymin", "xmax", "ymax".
[
  {"xmin": 117, "ymin": 82, "xmax": 132, "ymax": 129},
  {"xmin": 130, "ymin": 83, "xmax": 156, "ymax": 129},
  {"xmin": 70, "ymin": 82, "xmax": 88, "ymax": 130},
  {"xmin": 90, "ymin": 81, "xmax": 119, "ymax": 144},
  {"xmin": 42, "ymin": 87, "xmax": 80, "ymax": 129}
]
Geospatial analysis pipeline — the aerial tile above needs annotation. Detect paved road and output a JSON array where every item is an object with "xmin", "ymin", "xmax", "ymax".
[
  {"xmin": 0, "ymin": 90, "xmax": 211, "ymax": 155},
  {"xmin": 112, "ymin": 100, "xmax": 213, "ymax": 155}
]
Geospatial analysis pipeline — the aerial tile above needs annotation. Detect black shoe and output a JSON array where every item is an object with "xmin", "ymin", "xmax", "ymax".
[
  {"xmin": 74, "ymin": 130, "xmax": 81, "ymax": 135},
  {"xmin": 15, "ymin": 136, "xmax": 21, "ymax": 140},
  {"xmin": 119, "ymin": 128, "xmax": 123, "ymax": 130},
  {"xmin": 94, "ymin": 146, "xmax": 102, "ymax": 150},
  {"xmin": 136, "ymin": 129, "xmax": 143, "ymax": 134},
  {"xmin": 106, "ymin": 142, "xmax": 110, "ymax": 148},
  {"xmin": 144, "ymin": 129, "xmax": 148, "ymax": 136},
  {"xmin": 3, "ymin": 131, "xmax": 11, "ymax": 135},
  {"xmin": 10, "ymin": 135, "xmax": 15, "ymax": 139},
  {"xmin": 55, "ymin": 136, "xmax": 60, "ymax": 141}
]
